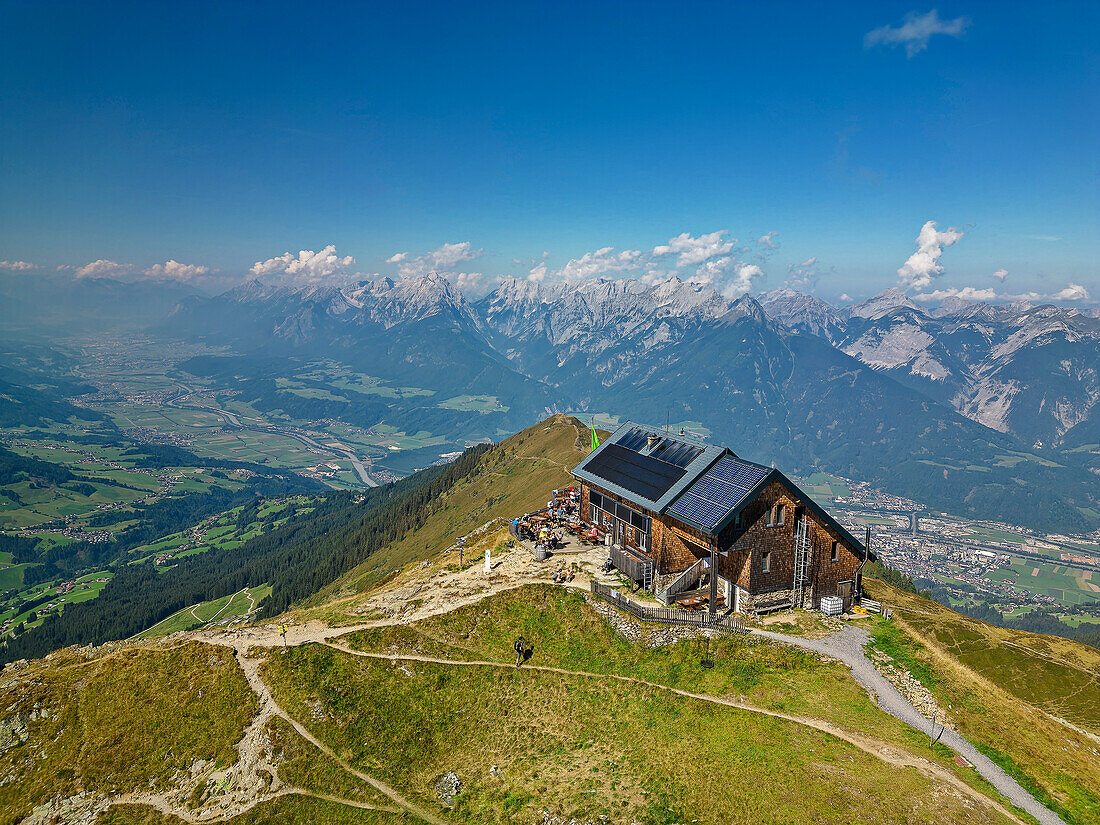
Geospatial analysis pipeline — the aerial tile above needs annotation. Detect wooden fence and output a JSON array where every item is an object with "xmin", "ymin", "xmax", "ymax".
[{"xmin": 590, "ymin": 581, "xmax": 747, "ymax": 634}]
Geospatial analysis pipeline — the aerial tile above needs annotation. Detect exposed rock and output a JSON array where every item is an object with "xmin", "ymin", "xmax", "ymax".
[
  {"xmin": 434, "ymin": 771, "xmax": 462, "ymax": 804},
  {"xmin": 0, "ymin": 710, "xmax": 29, "ymax": 753}
]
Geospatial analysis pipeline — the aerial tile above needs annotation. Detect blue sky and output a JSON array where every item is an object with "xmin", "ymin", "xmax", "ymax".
[{"xmin": 0, "ymin": 0, "xmax": 1096, "ymax": 302}]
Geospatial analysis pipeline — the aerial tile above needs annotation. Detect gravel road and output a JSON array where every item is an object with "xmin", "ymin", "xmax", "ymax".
[{"xmin": 752, "ymin": 625, "xmax": 1066, "ymax": 825}]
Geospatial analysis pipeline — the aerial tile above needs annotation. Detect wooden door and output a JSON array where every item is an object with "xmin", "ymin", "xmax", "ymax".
[{"xmin": 837, "ymin": 580, "xmax": 853, "ymax": 610}]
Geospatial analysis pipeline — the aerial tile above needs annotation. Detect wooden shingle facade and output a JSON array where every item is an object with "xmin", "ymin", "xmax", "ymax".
[{"xmin": 573, "ymin": 422, "xmax": 869, "ymax": 615}]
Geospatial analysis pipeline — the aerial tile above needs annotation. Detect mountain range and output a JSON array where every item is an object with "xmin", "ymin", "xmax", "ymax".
[{"xmin": 157, "ymin": 273, "xmax": 1100, "ymax": 533}]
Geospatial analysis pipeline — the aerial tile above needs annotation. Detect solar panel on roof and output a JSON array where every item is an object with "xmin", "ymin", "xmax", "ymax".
[
  {"xmin": 582, "ymin": 443, "xmax": 688, "ymax": 502},
  {"xmin": 617, "ymin": 427, "xmax": 651, "ymax": 452},
  {"xmin": 667, "ymin": 457, "xmax": 770, "ymax": 532},
  {"xmin": 649, "ymin": 438, "xmax": 703, "ymax": 468}
]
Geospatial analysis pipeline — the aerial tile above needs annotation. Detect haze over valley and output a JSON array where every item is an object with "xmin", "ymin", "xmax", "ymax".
[{"xmin": 1, "ymin": 2, "xmax": 1097, "ymax": 824}]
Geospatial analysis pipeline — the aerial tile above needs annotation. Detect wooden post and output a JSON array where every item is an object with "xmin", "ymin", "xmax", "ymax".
[{"xmin": 709, "ymin": 540, "xmax": 718, "ymax": 619}]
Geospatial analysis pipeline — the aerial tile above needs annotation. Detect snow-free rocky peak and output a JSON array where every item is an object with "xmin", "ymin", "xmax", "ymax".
[{"xmin": 845, "ymin": 287, "xmax": 927, "ymax": 321}]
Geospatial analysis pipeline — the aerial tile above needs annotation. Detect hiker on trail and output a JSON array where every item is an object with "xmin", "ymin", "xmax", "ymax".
[{"xmin": 514, "ymin": 635, "xmax": 526, "ymax": 666}]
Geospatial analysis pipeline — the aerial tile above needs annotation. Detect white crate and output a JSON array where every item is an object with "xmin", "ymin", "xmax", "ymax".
[{"xmin": 820, "ymin": 596, "xmax": 844, "ymax": 616}]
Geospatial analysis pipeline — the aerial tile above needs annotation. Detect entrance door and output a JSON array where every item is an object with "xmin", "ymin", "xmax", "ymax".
[
  {"xmin": 617, "ymin": 519, "xmax": 625, "ymax": 546},
  {"xmin": 837, "ymin": 580, "xmax": 853, "ymax": 611}
]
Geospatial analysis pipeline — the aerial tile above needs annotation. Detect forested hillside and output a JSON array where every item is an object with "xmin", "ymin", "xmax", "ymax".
[{"xmin": 0, "ymin": 443, "xmax": 490, "ymax": 663}]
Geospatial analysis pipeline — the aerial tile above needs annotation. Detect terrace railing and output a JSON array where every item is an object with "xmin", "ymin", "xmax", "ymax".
[
  {"xmin": 590, "ymin": 580, "xmax": 747, "ymax": 634},
  {"xmin": 657, "ymin": 557, "xmax": 706, "ymax": 605}
]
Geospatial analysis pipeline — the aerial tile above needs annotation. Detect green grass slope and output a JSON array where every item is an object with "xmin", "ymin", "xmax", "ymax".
[
  {"xmin": 318, "ymin": 414, "xmax": 595, "ymax": 600},
  {"xmin": 0, "ymin": 642, "xmax": 255, "ymax": 825},
  {"xmin": 865, "ymin": 579, "xmax": 1100, "ymax": 825}
]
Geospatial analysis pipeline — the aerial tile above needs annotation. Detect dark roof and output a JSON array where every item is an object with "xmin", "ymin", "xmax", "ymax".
[
  {"xmin": 572, "ymin": 420, "xmax": 866, "ymax": 553},
  {"xmin": 666, "ymin": 456, "xmax": 772, "ymax": 533},
  {"xmin": 571, "ymin": 421, "xmax": 725, "ymax": 512},
  {"xmin": 582, "ymin": 443, "xmax": 690, "ymax": 503}
]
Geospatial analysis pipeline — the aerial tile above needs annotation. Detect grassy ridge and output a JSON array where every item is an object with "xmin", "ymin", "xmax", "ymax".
[
  {"xmin": 865, "ymin": 579, "xmax": 1100, "ymax": 825},
  {"xmin": 0, "ymin": 642, "xmax": 255, "ymax": 824},
  {"xmin": 339, "ymin": 585, "xmax": 1009, "ymax": 805},
  {"xmin": 325, "ymin": 414, "xmax": 592, "ymax": 600},
  {"xmin": 261, "ymin": 636, "xmax": 1014, "ymax": 824}
]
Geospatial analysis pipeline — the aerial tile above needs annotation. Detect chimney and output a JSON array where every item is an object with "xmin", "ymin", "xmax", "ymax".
[{"xmin": 646, "ymin": 434, "xmax": 659, "ymax": 451}]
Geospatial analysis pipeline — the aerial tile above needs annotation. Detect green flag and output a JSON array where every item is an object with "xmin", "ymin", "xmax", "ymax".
[{"xmin": 590, "ymin": 419, "xmax": 600, "ymax": 451}]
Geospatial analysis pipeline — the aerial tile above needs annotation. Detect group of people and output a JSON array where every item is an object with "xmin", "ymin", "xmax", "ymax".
[{"xmin": 511, "ymin": 486, "xmax": 586, "ymax": 554}]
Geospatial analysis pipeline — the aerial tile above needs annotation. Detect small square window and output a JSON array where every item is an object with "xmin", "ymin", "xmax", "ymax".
[
  {"xmin": 761, "ymin": 551, "xmax": 771, "ymax": 573},
  {"xmin": 776, "ymin": 504, "xmax": 785, "ymax": 526},
  {"xmin": 830, "ymin": 541, "xmax": 839, "ymax": 562}
]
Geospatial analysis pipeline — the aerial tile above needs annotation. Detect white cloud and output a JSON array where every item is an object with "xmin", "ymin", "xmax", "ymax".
[
  {"xmin": 144, "ymin": 260, "xmax": 210, "ymax": 281},
  {"xmin": 0, "ymin": 260, "xmax": 36, "ymax": 271},
  {"xmin": 537, "ymin": 246, "xmax": 643, "ymax": 283},
  {"xmin": 914, "ymin": 283, "xmax": 1090, "ymax": 304},
  {"xmin": 722, "ymin": 263, "xmax": 765, "ymax": 299},
  {"xmin": 523, "ymin": 229, "xmax": 770, "ymax": 298},
  {"xmin": 914, "ymin": 286, "xmax": 997, "ymax": 302},
  {"xmin": 692, "ymin": 256, "xmax": 733, "ymax": 286},
  {"xmin": 250, "ymin": 245, "xmax": 355, "ymax": 283},
  {"xmin": 422, "ymin": 241, "xmax": 481, "ymax": 269},
  {"xmin": 391, "ymin": 241, "xmax": 483, "ymax": 279},
  {"xmin": 897, "ymin": 220, "xmax": 964, "ymax": 290},
  {"xmin": 757, "ymin": 231, "xmax": 780, "ymax": 250},
  {"xmin": 1052, "ymin": 283, "xmax": 1090, "ymax": 302},
  {"xmin": 992, "ymin": 268, "xmax": 1008, "ymax": 282},
  {"xmin": 74, "ymin": 259, "xmax": 132, "ymax": 279},
  {"xmin": 865, "ymin": 9, "xmax": 969, "ymax": 57},
  {"xmin": 455, "ymin": 271, "xmax": 503, "ymax": 298},
  {"xmin": 652, "ymin": 231, "xmax": 734, "ymax": 267},
  {"xmin": 785, "ymin": 256, "xmax": 824, "ymax": 292}
]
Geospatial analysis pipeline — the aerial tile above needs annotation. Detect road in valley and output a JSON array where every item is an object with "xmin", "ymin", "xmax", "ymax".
[{"xmin": 166, "ymin": 384, "xmax": 379, "ymax": 486}]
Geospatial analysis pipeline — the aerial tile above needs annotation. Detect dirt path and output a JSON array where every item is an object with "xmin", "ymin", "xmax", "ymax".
[
  {"xmin": 226, "ymin": 638, "xmax": 448, "ymax": 825},
  {"xmin": 323, "ymin": 641, "xmax": 1029, "ymax": 825},
  {"xmin": 167, "ymin": 513, "xmax": 1062, "ymax": 825},
  {"xmin": 185, "ymin": 552, "xmax": 1064, "ymax": 824}
]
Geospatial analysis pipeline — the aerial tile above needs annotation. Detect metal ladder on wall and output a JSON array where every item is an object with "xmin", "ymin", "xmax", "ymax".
[
  {"xmin": 642, "ymin": 560, "xmax": 654, "ymax": 594},
  {"xmin": 792, "ymin": 518, "xmax": 812, "ymax": 609}
]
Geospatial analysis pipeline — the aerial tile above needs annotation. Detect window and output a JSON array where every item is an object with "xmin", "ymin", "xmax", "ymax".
[
  {"xmin": 761, "ymin": 551, "xmax": 771, "ymax": 573},
  {"xmin": 830, "ymin": 541, "xmax": 839, "ymax": 562},
  {"xmin": 766, "ymin": 504, "xmax": 785, "ymax": 527},
  {"xmin": 590, "ymin": 491, "xmax": 604, "ymax": 509}
]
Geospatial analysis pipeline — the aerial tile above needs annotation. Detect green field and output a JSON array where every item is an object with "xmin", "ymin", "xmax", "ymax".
[
  {"xmin": 797, "ymin": 471, "xmax": 853, "ymax": 501},
  {"xmin": 128, "ymin": 496, "xmax": 311, "ymax": 566},
  {"xmin": 1, "ymin": 570, "xmax": 114, "ymax": 635},
  {"xmin": 438, "ymin": 394, "xmax": 508, "ymax": 413},
  {"xmin": 993, "ymin": 449, "xmax": 1065, "ymax": 469},
  {"xmin": 294, "ymin": 361, "xmax": 435, "ymax": 399},
  {"xmin": 984, "ymin": 559, "xmax": 1100, "ymax": 607},
  {"xmin": 1059, "ymin": 614, "xmax": 1100, "ymax": 627},
  {"xmin": 134, "ymin": 584, "xmax": 271, "ymax": 639}
]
